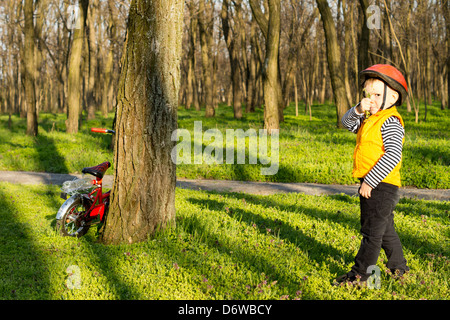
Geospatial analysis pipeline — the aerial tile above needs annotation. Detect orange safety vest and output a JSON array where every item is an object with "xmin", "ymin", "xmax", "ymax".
[{"xmin": 352, "ymin": 107, "xmax": 405, "ymax": 187}]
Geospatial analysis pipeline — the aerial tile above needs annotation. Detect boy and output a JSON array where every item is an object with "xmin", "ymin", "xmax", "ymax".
[{"xmin": 336, "ymin": 64, "xmax": 410, "ymax": 285}]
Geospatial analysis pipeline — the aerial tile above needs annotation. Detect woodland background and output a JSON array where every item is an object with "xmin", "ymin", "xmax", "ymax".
[
  {"xmin": 0, "ymin": 0, "xmax": 449, "ymax": 132},
  {"xmin": 0, "ymin": 0, "xmax": 449, "ymax": 299}
]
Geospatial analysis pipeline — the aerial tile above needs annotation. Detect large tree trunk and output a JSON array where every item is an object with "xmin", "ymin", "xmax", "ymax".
[
  {"xmin": 24, "ymin": 0, "xmax": 38, "ymax": 136},
  {"xmin": 316, "ymin": 0, "xmax": 350, "ymax": 128},
  {"xmin": 66, "ymin": 0, "xmax": 89, "ymax": 134},
  {"xmin": 100, "ymin": 0, "xmax": 183, "ymax": 245}
]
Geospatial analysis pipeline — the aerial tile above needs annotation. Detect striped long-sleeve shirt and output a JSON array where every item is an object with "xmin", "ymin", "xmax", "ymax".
[{"xmin": 341, "ymin": 104, "xmax": 404, "ymax": 189}]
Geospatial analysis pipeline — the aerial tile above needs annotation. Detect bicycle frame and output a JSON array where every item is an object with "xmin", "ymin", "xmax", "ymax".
[{"xmin": 82, "ymin": 176, "xmax": 110, "ymax": 223}]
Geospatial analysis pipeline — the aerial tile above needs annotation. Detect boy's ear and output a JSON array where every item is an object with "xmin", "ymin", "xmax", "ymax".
[
  {"xmin": 392, "ymin": 90, "xmax": 399, "ymax": 101},
  {"xmin": 389, "ymin": 88, "xmax": 399, "ymax": 106}
]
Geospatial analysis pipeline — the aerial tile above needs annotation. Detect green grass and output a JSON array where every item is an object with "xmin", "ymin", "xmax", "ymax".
[
  {"xmin": 0, "ymin": 101, "xmax": 448, "ymax": 188},
  {"xmin": 0, "ymin": 182, "xmax": 448, "ymax": 300},
  {"xmin": 0, "ymin": 112, "xmax": 114, "ymax": 174}
]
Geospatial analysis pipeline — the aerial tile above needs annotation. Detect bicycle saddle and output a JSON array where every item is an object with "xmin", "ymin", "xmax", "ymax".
[{"xmin": 82, "ymin": 161, "xmax": 111, "ymax": 179}]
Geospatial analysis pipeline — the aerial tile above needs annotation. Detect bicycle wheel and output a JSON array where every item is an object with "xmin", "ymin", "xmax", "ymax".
[{"xmin": 56, "ymin": 196, "xmax": 92, "ymax": 237}]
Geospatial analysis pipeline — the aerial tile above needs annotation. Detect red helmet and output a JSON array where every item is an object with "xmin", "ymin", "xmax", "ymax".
[{"xmin": 360, "ymin": 64, "xmax": 408, "ymax": 106}]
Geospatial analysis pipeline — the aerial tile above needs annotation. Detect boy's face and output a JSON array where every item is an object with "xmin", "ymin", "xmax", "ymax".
[{"xmin": 363, "ymin": 79, "xmax": 399, "ymax": 114}]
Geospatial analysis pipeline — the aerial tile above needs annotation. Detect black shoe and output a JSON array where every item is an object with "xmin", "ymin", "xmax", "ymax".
[
  {"xmin": 333, "ymin": 271, "xmax": 369, "ymax": 286},
  {"xmin": 389, "ymin": 266, "xmax": 410, "ymax": 278}
]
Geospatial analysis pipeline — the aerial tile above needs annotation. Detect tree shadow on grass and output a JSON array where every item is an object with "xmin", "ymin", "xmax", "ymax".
[
  {"xmin": 171, "ymin": 212, "xmax": 324, "ymax": 299},
  {"xmin": 186, "ymin": 189, "xmax": 449, "ymax": 291},
  {"xmin": 34, "ymin": 133, "xmax": 69, "ymax": 173},
  {"xmin": 43, "ymin": 202, "xmax": 144, "ymax": 299},
  {"xmin": 81, "ymin": 237, "xmax": 145, "ymax": 299},
  {"xmin": 186, "ymin": 196, "xmax": 354, "ymax": 281},
  {"xmin": 0, "ymin": 186, "xmax": 51, "ymax": 299},
  {"xmin": 226, "ymin": 192, "xmax": 361, "ymax": 234},
  {"xmin": 264, "ymin": 191, "xmax": 449, "ymax": 257},
  {"xmin": 241, "ymin": 191, "xmax": 449, "ymax": 260}
]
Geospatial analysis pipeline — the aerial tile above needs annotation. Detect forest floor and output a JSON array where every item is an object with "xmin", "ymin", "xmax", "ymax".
[{"xmin": 1, "ymin": 103, "xmax": 449, "ymax": 301}]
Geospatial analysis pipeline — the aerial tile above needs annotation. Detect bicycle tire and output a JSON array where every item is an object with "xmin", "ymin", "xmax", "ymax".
[{"xmin": 56, "ymin": 196, "xmax": 93, "ymax": 237}]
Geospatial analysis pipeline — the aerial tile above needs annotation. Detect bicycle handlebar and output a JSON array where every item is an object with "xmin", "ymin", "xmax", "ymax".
[{"xmin": 91, "ymin": 128, "xmax": 115, "ymax": 134}]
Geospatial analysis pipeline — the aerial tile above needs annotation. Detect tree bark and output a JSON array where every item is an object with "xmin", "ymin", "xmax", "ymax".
[
  {"xmin": 349, "ymin": 2, "xmax": 360, "ymax": 102},
  {"xmin": 100, "ymin": 0, "xmax": 183, "ymax": 245},
  {"xmin": 343, "ymin": 0, "xmax": 353, "ymax": 105},
  {"xmin": 101, "ymin": 0, "xmax": 120, "ymax": 116},
  {"xmin": 66, "ymin": 0, "xmax": 89, "ymax": 134},
  {"xmin": 101, "ymin": 7, "xmax": 114, "ymax": 116},
  {"xmin": 34, "ymin": 0, "xmax": 46, "ymax": 115},
  {"xmin": 188, "ymin": 1, "xmax": 200, "ymax": 111},
  {"xmin": 185, "ymin": 1, "xmax": 195, "ymax": 110},
  {"xmin": 405, "ymin": 0, "xmax": 412, "ymax": 112},
  {"xmin": 237, "ymin": 7, "xmax": 248, "ymax": 115},
  {"xmin": 358, "ymin": 0, "xmax": 370, "ymax": 72},
  {"xmin": 86, "ymin": 0, "xmax": 97, "ymax": 120},
  {"xmin": 198, "ymin": 0, "xmax": 215, "ymax": 117},
  {"xmin": 316, "ymin": 0, "xmax": 350, "ymax": 128},
  {"xmin": 247, "ymin": 17, "xmax": 258, "ymax": 113},
  {"xmin": 249, "ymin": 0, "xmax": 281, "ymax": 133},
  {"xmin": 221, "ymin": 0, "xmax": 242, "ymax": 119},
  {"xmin": 443, "ymin": 0, "xmax": 450, "ymax": 108},
  {"xmin": 24, "ymin": 0, "xmax": 38, "ymax": 136}
]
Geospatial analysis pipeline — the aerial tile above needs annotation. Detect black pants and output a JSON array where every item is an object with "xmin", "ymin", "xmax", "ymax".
[{"xmin": 351, "ymin": 180, "xmax": 408, "ymax": 276}]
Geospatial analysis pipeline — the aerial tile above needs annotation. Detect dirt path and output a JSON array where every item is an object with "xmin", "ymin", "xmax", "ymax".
[{"xmin": 0, "ymin": 170, "xmax": 448, "ymax": 201}]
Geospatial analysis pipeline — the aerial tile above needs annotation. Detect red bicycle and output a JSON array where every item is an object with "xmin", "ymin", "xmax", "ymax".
[{"xmin": 56, "ymin": 128, "xmax": 115, "ymax": 237}]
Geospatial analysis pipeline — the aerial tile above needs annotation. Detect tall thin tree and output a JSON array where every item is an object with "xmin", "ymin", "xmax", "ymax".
[
  {"xmin": 66, "ymin": 0, "xmax": 89, "ymax": 134},
  {"xmin": 316, "ymin": 0, "xmax": 350, "ymax": 128},
  {"xmin": 23, "ymin": 0, "xmax": 38, "ymax": 136},
  {"xmin": 221, "ymin": 0, "xmax": 243, "ymax": 119},
  {"xmin": 199, "ymin": 0, "xmax": 215, "ymax": 117},
  {"xmin": 249, "ymin": 0, "xmax": 282, "ymax": 133}
]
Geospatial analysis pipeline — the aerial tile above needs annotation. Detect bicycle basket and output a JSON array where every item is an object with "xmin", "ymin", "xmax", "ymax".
[{"xmin": 61, "ymin": 176, "xmax": 95, "ymax": 195}]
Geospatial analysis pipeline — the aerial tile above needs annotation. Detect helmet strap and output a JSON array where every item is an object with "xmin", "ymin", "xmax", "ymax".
[{"xmin": 380, "ymin": 82, "xmax": 387, "ymax": 110}]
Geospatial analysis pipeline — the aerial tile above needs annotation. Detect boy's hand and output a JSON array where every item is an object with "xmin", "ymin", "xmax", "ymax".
[
  {"xmin": 358, "ymin": 98, "xmax": 378, "ymax": 115},
  {"xmin": 359, "ymin": 181, "xmax": 373, "ymax": 199}
]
